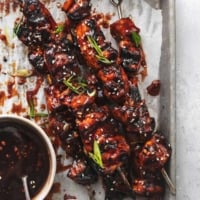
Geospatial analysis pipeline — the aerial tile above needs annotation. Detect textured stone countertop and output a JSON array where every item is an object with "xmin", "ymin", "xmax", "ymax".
[{"xmin": 176, "ymin": 0, "xmax": 200, "ymax": 199}]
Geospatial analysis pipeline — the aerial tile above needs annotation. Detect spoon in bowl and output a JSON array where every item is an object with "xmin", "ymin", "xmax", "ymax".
[{"xmin": 22, "ymin": 176, "xmax": 31, "ymax": 200}]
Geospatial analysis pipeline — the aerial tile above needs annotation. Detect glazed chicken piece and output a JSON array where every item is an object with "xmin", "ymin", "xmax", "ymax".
[
  {"xmin": 67, "ymin": 158, "xmax": 98, "ymax": 185},
  {"xmin": 75, "ymin": 17, "xmax": 129, "ymax": 102},
  {"xmin": 133, "ymin": 178, "xmax": 164, "ymax": 198},
  {"xmin": 135, "ymin": 134, "xmax": 171, "ymax": 173},
  {"xmin": 75, "ymin": 18, "xmax": 118, "ymax": 70},
  {"xmin": 22, "ymin": 0, "xmax": 57, "ymax": 29},
  {"xmin": 110, "ymin": 18, "xmax": 139, "ymax": 41},
  {"xmin": 44, "ymin": 38, "xmax": 80, "ymax": 82},
  {"xmin": 97, "ymin": 65, "xmax": 129, "ymax": 103},
  {"xmin": 28, "ymin": 36, "xmax": 80, "ymax": 81},
  {"xmin": 110, "ymin": 17, "xmax": 146, "ymax": 76},
  {"xmin": 28, "ymin": 48, "xmax": 47, "ymax": 74},
  {"xmin": 112, "ymin": 99, "xmax": 155, "ymax": 143},
  {"xmin": 76, "ymin": 105, "xmax": 130, "ymax": 174},
  {"xmin": 45, "ymin": 81, "xmax": 96, "ymax": 113},
  {"xmin": 62, "ymin": 0, "xmax": 91, "ymax": 21},
  {"xmin": 48, "ymin": 109, "xmax": 82, "ymax": 157},
  {"xmin": 102, "ymin": 164, "xmax": 135, "ymax": 200},
  {"xmin": 15, "ymin": 0, "xmax": 56, "ymax": 46}
]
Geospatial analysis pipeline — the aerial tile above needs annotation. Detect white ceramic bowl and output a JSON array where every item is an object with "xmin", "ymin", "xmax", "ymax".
[{"xmin": 0, "ymin": 115, "xmax": 56, "ymax": 200}]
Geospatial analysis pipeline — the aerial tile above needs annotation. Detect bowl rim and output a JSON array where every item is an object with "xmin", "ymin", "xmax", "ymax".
[{"xmin": 0, "ymin": 114, "xmax": 56, "ymax": 200}]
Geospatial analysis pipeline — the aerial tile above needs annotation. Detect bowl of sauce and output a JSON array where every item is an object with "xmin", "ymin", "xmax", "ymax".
[{"xmin": 0, "ymin": 115, "xmax": 56, "ymax": 200}]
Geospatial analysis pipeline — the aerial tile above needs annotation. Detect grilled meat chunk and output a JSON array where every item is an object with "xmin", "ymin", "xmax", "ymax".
[
  {"xmin": 110, "ymin": 17, "xmax": 139, "ymax": 41},
  {"xmin": 44, "ymin": 38, "xmax": 80, "ymax": 82},
  {"xmin": 97, "ymin": 65, "xmax": 129, "ymax": 103},
  {"xmin": 75, "ymin": 18, "xmax": 118, "ymax": 70},
  {"xmin": 135, "ymin": 134, "xmax": 171, "ymax": 173},
  {"xmin": 110, "ymin": 17, "xmax": 146, "ymax": 76},
  {"xmin": 112, "ymin": 100, "xmax": 155, "ymax": 142},
  {"xmin": 28, "ymin": 48, "xmax": 47, "ymax": 74},
  {"xmin": 15, "ymin": 0, "xmax": 56, "ymax": 46},
  {"xmin": 22, "ymin": 0, "xmax": 56, "ymax": 28},
  {"xmin": 63, "ymin": 0, "xmax": 91, "ymax": 21},
  {"xmin": 133, "ymin": 178, "xmax": 164, "ymax": 197},
  {"xmin": 67, "ymin": 158, "xmax": 98, "ymax": 185}
]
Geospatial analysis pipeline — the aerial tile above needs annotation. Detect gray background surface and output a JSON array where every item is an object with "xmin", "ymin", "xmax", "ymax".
[{"xmin": 176, "ymin": 0, "xmax": 200, "ymax": 199}]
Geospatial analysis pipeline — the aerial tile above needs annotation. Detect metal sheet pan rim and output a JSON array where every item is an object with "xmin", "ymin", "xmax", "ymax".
[{"xmin": 160, "ymin": 0, "xmax": 176, "ymax": 199}]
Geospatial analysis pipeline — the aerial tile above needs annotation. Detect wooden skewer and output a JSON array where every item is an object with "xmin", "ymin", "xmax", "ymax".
[
  {"xmin": 161, "ymin": 168, "xmax": 176, "ymax": 195},
  {"xmin": 117, "ymin": 167, "xmax": 132, "ymax": 189},
  {"xmin": 110, "ymin": 0, "xmax": 176, "ymax": 196}
]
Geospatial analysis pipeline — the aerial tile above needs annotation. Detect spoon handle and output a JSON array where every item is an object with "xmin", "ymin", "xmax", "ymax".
[{"xmin": 22, "ymin": 176, "xmax": 31, "ymax": 200}]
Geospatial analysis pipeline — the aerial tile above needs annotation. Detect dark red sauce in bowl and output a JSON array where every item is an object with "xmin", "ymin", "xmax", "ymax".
[{"xmin": 0, "ymin": 115, "xmax": 56, "ymax": 200}]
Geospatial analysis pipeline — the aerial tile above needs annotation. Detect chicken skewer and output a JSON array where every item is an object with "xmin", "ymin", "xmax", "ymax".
[
  {"xmin": 110, "ymin": 0, "xmax": 176, "ymax": 195},
  {"xmin": 15, "ymin": 0, "xmax": 99, "ymax": 186}
]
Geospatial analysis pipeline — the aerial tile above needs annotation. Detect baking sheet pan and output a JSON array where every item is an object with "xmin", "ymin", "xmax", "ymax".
[{"xmin": 0, "ymin": 0, "xmax": 176, "ymax": 199}]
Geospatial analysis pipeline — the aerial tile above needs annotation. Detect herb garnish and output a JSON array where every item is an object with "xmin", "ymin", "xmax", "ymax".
[
  {"xmin": 87, "ymin": 35, "xmax": 113, "ymax": 64},
  {"xmin": 131, "ymin": 32, "xmax": 141, "ymax": 47},
  {"xmin": 55, "ymin": 25, "xmax": 64, "ymax": 34},
  {"xmin": 63, "ymin": 75, "xmax": 87, "ymax": 94},
  {"xmin": 89, "ymin": 140, "xmax": 104, "ymax": 168},
  {"xmin": 28, "ymin": 97, "xmax": 48, "ymax": 118},
  {"xmin": 10, "ymin": 69, "xmax": 33, "ymax": 77},
  {"xmin": 13, "ymin": 17, "xmax": 23, "ymax": 36}
]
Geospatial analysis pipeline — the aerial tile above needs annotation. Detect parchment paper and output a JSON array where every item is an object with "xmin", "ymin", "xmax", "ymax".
[{"xmin": 0, "ymin": 0, "xmax": 162, "ymax": 199}]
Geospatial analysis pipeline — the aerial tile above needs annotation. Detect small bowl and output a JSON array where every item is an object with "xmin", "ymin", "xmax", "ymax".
[{"xmin": 0, "ymin": 115, "xmax": 56, "ymax": 200}]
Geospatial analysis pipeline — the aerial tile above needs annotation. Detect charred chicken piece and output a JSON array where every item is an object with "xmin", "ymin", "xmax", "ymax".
[
  {"xmin": 67, "ymin": 158, "xmax": 98, "ymax": 185},
  {"xmin": 45, "ymin": 81, "xmax": 95, "ymax": 113},
  {"xmin": 22, "ymin": 0, "xmax": 57, "ymax": 29},
  {"xmin": 28, "ymin": 47, "xmax": 48, "ymax": 74},
  {"xmin": 45, "ymin": 83, "xmax": 66, "ymax": 112},
  {"xmin": 76, "ymin": 106, "xmax": 130, "ymax": 174},
  {"xmin": 44, "ymin": 38, "xmax": 80, "ymax": 82},
  {"xmin": 133, "ymin": 178, "xmax": 164, "ymax": 198},
  {"xmin": 110, "ymin": 18, "xmax": 140, "ymax": 41},
  {"xmin": 103, "ymin": 166, "xmax": 135, "ymax": 200},
  {"xmin": 48, "ymin": 109, "xmax": 82, "ymax": 157},
  {"xmin": 15, "ymin": 21, "xmax": 52, "ymax": 46},
  {"xmin": 135, "ymin": 134, "xmax": 171, "ymax": 173},
  {"xmin": 97, "ymin": 65, "xmax": 129, "ymax": 103},
  {"xmin": 110, "ymin": 17, "xmax": 146, "ymax": 75},
  {"xmin": 75, "ymin": 18, "xmax": 118, "ymax": 71},
  {"xmin": 118, "ymin": 40, "xmax": 145, "ymax": 74},
  {"xmin": 112, "ymin": 99, "xmax": 155, "ymax": 142},
  {"xmin": 15, "ymin": 0, "xmax": 56, "ymax": 46},
  {"xmin": 63, "ymin": 0, "xmax": 91, "ymax": 21}
]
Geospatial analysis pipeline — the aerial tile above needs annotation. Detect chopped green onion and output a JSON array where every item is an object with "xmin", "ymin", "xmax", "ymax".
[
  {"xmin": 63, "ymin": 76, "xmax": 88, "ymax": 94},
  {"xmin": 29, "ymin": 101, "xmax": 35, "ymax": 118},
  {"xmin": 55, "ymin": 25, "xmax": 64, "ymax": 34},
  {"xmin": 13, "ymin": 17, "xmax": 23, "ymax": 36},
  {"xmin": 29, "ymin": 112, "xmax": 49, "ymax": 118},
  {"xmin": 131, "ymin": 32, "xmax": 141, "ymax": 47},
  {"xmin": 10, "ymin": 69, "xmax": 33, "ymax": 77},
  {"xmin": 87, "ymin": 35, "xmax": 113, "ymax": 64},
  {"xmin": 89, "ymin": 140, "xmax": 104, "ymax": 168}
]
